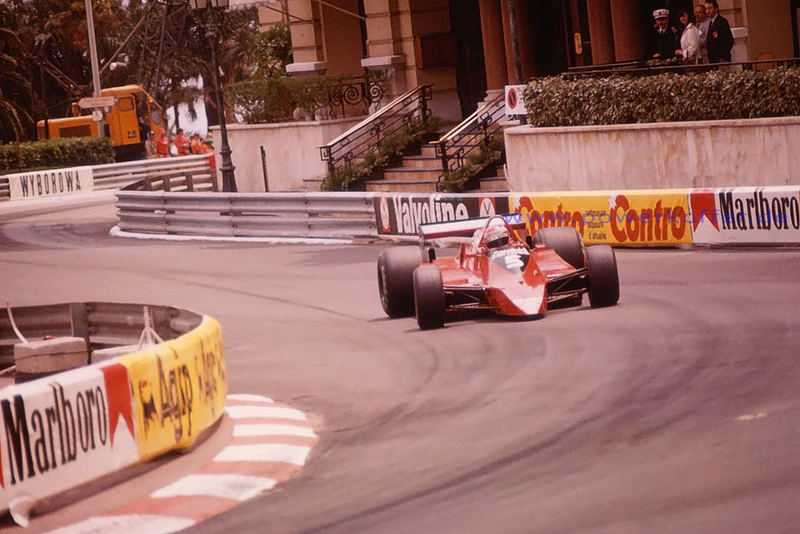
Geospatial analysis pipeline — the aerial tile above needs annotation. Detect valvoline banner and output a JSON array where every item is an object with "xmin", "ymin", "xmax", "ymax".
[
  {"xmin": 374, "ymin": 193, "xmax": 511, "ymax": 236},
  {"xmin": 509, "ymin": 190, "xmax": 692, "ymax": 246},
  {"xmin": 690, "ymin": 187, "xmax": 800, "ymax": 244}
]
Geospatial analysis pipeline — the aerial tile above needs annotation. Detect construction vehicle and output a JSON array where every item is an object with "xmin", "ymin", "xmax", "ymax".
[{"xmin": 37, "ymin": 85, "xmax": 166, "ymax": 160}]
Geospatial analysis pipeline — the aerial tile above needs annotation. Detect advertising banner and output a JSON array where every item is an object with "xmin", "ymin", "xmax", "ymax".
[
  {"xmin": 374, "ymin": 193, "xmax": 511, "ymax": 236},
  {"xmin": 509, "ymin": 190, "xmax": 693, "ymax": 246},
  {"xmin": 6, "ymin": 166, "xmax": 94, "ymax": 200},
  {"xmin": 690, "ymin": 187, "xmax": 800, "ymax": 244},
  {"xmin": 0, "ymin": 362, "xmax": 138, "ymax": 516},
  {"xmin": 119, "ymin": 316, "xmax": 227, "ymax": 461}
]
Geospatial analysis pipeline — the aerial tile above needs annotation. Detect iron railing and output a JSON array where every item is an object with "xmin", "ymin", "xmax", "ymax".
[
  {"xmin": 434, "ymin": 92, "xmax": 506, "ymax": 190},
  {"xmin": 326, "ymin": 75, "xmax": 385, "ymax": 119},
  {"xmin": 319, "ymin": 85, "xmax": 432, "ymax": 177},
  {"xmin": 563, "ymin": 57, "xmax": 800, "ymax": 79}
]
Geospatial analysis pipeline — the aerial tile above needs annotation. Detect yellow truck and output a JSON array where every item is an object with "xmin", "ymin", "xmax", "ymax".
[{"xmin": 37, "ymin": 85, "xmax": 166, "ymax": 160}]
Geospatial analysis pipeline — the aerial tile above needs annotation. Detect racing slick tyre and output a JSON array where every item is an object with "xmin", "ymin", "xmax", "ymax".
[
  {"xmin": 413, "ymin": 264, "xmax": 446, "ymax": 330},
  {"xmin": 533, "ymin": 227, "xmax": 585, "ymax": 269},
  {"xmin": 586, "ymin": 245, "xmax": 620, "ymax": 308},
  {"xmin": 378, "ymin": 246, "xmax": 426, "ymax": 318}
]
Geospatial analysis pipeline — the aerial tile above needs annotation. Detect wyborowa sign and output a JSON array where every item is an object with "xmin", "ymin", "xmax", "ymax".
[{"xmin": 6, "ymin": 166, "xmax": 94, "ymax": 200}]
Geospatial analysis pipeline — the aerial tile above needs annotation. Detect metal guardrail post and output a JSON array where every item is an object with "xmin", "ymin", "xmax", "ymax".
[{"xmin": 261, "ymin": 145, "xmax": 269, "ymax": 192}]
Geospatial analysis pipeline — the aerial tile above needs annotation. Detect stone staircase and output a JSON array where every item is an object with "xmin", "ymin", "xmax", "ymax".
[
  {"xmin": 363, "ymin": 143, "xmax": 510, "ymax": 193},
  {"xmin": 364, "ymin": 143, "xmax": 442, "ymax": 192}
]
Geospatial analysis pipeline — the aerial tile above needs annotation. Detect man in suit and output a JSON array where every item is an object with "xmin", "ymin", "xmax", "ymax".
[
  {"xmin": 694, "ymin": 3, "xmax": 710, "ymax": 63},
  {"xmin": 704, "ymin": 0, "xmax": 733, "ymax": 62}
]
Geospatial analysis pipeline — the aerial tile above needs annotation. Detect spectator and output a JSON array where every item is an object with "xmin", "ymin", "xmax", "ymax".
[
  {"xmin": 155, "ymin": 129, "xmax": 170, "ymax": 158},
  {"xmin": 145, "ymin": 131, "xmax": 157, "ymax": 159},
  {"xmin": 675, "ymin": 9, "xmax": 701, "ymax": 63},
  {"xmin": 190, "ymin": 133, "xmax": 203, "ymax": 154},
  {"xmin": 201, "ymin": 137, "xmax": 217, "ymax": 171},
  {"xmin": 649, "ymin": 9, "xmax": 679, "ymax": 60},
  {"xmin": 174, "ymin": 128, "xmax": 190, "ymax": 156},
  {"xmin": 137, "ymin": 115, "xmax": 150, "ymax": 144},
  {"xmin": 705, "ymin": 0, "xmax": 733, "ymax": 63},
  {"xmin": 694, "ymin": 3, "xmax": 710, "ymax": 63}
]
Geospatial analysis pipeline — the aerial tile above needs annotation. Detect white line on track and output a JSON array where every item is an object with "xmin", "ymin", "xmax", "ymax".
[
  {"xmin": 233, "ymin": 423, "xmax": 317, "ymax": 438},
  {"xmin": 214, "ymin": 443, "xmax": 312, "ymax": 465},
  {"xmin": 110, "ymin": 225, "xmax": 353, "ymax": 245},
  {"xmin": 150, "ymin": 473, "xmax": 278, "ymax": 501}
]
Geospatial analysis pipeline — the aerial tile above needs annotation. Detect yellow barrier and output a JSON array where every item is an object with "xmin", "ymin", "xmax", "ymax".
[{"xmin": 119, "ymin": 316, "xmax": 227, "ymax": 461}]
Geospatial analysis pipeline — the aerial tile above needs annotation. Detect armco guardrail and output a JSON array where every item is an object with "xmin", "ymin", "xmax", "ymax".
[
  {"xmin": 0, "ymin": 155, "xmax": 212, "ymax": 202},
  {"xmin": 0, "ymin": 302, "xmax": 226, "ymax": 525},
  {"xmin": 115, "ymin": 191, "xmax": 377, "ymax": 239},
  {"xmin": 112, "ymin": 187, "xmax": 800, "ymax": 245}
]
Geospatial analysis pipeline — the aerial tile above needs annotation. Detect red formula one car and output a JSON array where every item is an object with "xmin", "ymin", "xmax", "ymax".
[{"xmin": 377, "ymin": 215, "xmax": 619, "ymax": 329}]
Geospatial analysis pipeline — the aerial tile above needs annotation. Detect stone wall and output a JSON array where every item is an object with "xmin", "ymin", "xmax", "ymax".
[
  {"xmin": 504, "ymin": 117, "xmax": 800, "ymax": 192},
  {"xmin": 209, "ymin": 117, "xmax": 361, "ymax": 192}
]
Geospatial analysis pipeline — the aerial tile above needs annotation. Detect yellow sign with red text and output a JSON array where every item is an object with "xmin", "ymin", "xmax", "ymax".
[
  {"xmin": 118, "ymin": 316, "xmax": 227, "ymax": 461},
  {"xmin": 509, "ymin": 190, "xmax": 692, "ymax": 246}
]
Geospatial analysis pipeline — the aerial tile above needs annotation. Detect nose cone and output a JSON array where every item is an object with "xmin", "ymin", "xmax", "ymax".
[{"xmin": 486, "ymin": 284, "xmax": 546, "ymax": 316}]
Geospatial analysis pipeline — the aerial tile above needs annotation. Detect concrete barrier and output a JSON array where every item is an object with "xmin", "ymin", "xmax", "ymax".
[{"xmin": 0, "ymin": 303, "xmax": 227, "ymax": 526}]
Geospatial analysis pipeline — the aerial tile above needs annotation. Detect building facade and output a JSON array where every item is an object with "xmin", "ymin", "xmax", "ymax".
[{"xmin": 258, "ymin": 0, "xmax": 799, "ymax": 121}]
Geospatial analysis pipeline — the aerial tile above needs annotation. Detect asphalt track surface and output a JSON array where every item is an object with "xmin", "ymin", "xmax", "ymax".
[{"xmin": 1, "ymin": 197, "xmax": 799, "ymax": 534}]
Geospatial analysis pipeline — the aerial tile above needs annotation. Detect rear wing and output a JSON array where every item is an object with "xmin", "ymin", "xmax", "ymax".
[{"xmin": 419, "ymin": 215, "xmax": 527, "ymax": 241}]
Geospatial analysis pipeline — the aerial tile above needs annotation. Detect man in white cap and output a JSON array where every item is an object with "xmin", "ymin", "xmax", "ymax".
[{"xmin": 649, "ymin": 8, "xmax": 679, "ymax": 59}]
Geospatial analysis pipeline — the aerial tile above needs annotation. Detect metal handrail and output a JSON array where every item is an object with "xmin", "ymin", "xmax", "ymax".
[
  {"xmin": 434, "ymin": 92, "xmax": 506, "ymax": 190},
  {"xmin": 319, "ymin": 85, "xmax": 432, "ymax": 176}
]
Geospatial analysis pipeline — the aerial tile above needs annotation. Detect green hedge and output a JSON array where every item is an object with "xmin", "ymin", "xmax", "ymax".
[
  {"xmin": 0, "ymin": 137, "xmax": 114, "ymax": 174},
  {"xmin": 524, "ymin": 67, "xmax": 800, "ymax": 126}
]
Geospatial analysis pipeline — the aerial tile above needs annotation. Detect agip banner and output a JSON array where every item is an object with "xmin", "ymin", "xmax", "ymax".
[
  {"xmin": 119, "ymin": 316, "xmax": 227, "ymax": 461},
  {"xmin": 509, "ymin": 190, "xmax": 692, "ymax": 246},
  {"xmin": 690, "ymin": 187, "xmax": 800, "ymax": 244}
]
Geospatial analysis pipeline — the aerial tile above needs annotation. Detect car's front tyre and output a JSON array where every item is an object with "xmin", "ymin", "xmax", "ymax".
[
  {"xmin": 377, "ymin": 246, "xmax": 426, "ymax": 318},
  {"xmin": 413, "ymin": 264, "xmax": 446, "ymax": 330},
  {"xmin": 586, "ymin": 245, "xmax": 620, "ymax": 307}
]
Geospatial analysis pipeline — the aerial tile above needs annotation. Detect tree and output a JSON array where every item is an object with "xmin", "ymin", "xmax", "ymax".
[
  {"xmin": 1, "ymin": 0, "xmax": 262, "ymax": 141},
  {"xmin": 0, "ymin": 18, "xmax": 33, "ymax": 142}
]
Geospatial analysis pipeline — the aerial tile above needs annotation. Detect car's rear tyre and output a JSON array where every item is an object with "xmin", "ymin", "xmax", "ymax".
[
  {"xmin": 377, "ymin": 246, "xmax": 426, "ymax": 318},
  {"xmin": 413, "ymin": 264, "xmax": 446, "ymax": 330},
  {"xmin": 533, "ymin": 226, "xmax": 585, "ymax": 268},
  {"xmin": 586, "ymin": 245, "xmax": 620, "ymax": 307}
]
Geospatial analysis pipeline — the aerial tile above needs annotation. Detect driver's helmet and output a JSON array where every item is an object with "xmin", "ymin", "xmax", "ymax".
[{"xmin": 485, "ymin": 225, "xmax": 510, "ymax": 249}]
